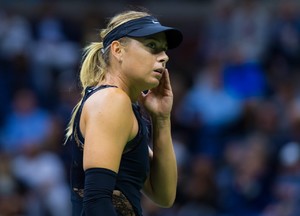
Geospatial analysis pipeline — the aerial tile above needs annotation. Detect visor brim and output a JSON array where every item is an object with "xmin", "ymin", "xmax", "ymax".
[{"xmin": 127, "ymin": 25, "xmax": 183, "ymax": 49}]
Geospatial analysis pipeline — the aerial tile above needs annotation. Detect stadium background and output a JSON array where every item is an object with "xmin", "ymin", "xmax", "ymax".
[{"xmin": 1, "ymin": 0, "xmax": 300, "ymax": 215}]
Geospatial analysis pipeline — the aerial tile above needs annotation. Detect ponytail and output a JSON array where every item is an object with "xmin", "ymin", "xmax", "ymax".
[
  {"xmin": 64, "ymin": 42, "xmax": 108, "ymax": 143},
  {"xmin": 80, "ymin": 42, "xmax": 107, "ymax": 88}
]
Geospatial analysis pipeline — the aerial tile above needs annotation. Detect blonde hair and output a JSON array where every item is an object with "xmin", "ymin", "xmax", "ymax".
[{"xmin": 65, "ymin": 10, "xmax": 151, "ymax": 142}]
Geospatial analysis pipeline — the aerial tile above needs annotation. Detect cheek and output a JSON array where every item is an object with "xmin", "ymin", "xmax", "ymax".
[{"xmin": 124, "ymin": 51, "xmax": 154, "ymax": 71}]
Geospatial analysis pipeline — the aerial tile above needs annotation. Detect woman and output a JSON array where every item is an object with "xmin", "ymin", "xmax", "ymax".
[{"xmin": 65, "ymin": 10, "xmax": 183, "ymax": 216}]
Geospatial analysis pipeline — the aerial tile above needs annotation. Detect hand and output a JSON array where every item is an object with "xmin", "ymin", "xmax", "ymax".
[{"xmin": 139, "ymin": 69, "xmax": 173, "ymax": 119}]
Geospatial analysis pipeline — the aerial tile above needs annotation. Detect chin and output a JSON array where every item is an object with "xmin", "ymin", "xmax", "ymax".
[
  {"xmin": 146, "ymin": 82, "xmax": 160, "ymax": 90},
  {"xmin": 140, "ymin": 78, "xmax": 160, "ymax": 91}
]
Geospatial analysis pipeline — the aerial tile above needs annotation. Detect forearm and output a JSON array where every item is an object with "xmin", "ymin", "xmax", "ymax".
[
  {"xmin": 83, "ymin": 168, "xmax": 118, "ymax": 215},
  {"xmin": 148, "ymin": 117, "xmax": 177, "ymax": 207}
]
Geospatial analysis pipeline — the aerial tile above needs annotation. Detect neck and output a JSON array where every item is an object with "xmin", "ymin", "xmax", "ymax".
[{"xmin": 98, "ymin": 72, "xmax": 141, "ymax": 102}]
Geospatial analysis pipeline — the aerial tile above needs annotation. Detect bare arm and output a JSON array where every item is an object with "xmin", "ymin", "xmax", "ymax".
[
  {"xmin": 140, "ymin": 69, "xmax": 177, "ymax": 207},
  {"xmin": 79, "ymin": 88, "xmax": 136, "ymax": 215},
  {"xmin": 81, "ymin": 88, "xmax": 136, "ymax": 172},
  {"xmin": 143, "ymin": 117, "xmax": 177, "ymax": 207}
]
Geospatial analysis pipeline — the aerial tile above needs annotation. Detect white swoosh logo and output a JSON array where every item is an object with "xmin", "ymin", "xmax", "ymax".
[{"xmin": 152, "ymin": 20, "xmax": 159, "ymax": 24}]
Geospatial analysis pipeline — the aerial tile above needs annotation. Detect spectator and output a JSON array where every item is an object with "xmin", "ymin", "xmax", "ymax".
[
  {"xmin": 176, "ymin": 57, "xmax": 242, "ymax": 160},
  {"xmin": 0, "ymin": 88, "xmax": 53, "ymax": 155},
  {"xmin": 12, "ymin": 142, "xmax": 71, "ymax": 216}
]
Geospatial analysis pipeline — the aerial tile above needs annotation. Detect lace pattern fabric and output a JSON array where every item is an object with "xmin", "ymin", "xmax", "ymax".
[
  {"xmin": 112, "ymin": 190, "xmax": 136, "ymax": 216},
  {"xmin": 72, "ymin": 188, "xmax": 136, "ymax": 216}
]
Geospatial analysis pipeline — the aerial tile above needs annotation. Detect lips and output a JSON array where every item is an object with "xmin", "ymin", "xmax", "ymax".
[{"xmin": 153, "ymin": 68, "xmax": 164, "ymax": 74}]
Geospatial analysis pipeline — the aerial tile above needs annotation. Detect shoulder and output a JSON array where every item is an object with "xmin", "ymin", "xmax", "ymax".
[
  {"xmin": 85, "ymin": 87, "xmax": 131, "ymax": 110},
  {"xmin": 82, "ymin": 87, "xmax": 134, "ymax": 126}
]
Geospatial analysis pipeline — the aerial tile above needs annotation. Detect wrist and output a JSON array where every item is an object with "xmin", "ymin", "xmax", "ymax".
[{"xmin": 151, "ymin": 115, "xmax": 171, "ymax": 128}]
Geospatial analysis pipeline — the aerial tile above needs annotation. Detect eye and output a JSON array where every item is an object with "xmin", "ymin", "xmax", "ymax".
[
  {"xmin": 145, "ymin": 41, "xmax": 167, "ymax": 54},
  {"xmin": 147, "ymin": 42, "xmax": 157, "ymax": 50}
]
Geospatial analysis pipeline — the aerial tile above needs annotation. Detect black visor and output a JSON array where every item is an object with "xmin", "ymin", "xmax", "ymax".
[{"xmin": 103, "ymin": 16, "xmax": 183, "ymax": 50}]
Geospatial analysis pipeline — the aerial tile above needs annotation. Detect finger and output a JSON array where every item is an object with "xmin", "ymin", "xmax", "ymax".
[
  {"xmin": 151, "ymin": 69, "xmax": 170, "ymax": 94},
  {"xmin": 162, "ymin": 69, "xmax": 172, "ymax": 92}
]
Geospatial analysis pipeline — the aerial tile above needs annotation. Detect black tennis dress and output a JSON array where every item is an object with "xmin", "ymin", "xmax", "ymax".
[{"xmin": 70, "ymin": 85, "xmax": 151, "ymax": 216}]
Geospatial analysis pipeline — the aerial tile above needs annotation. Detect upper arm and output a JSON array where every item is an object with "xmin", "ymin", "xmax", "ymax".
[{"xmin": 81, "ymin": 88, "xmax": 135, "ymax": 173}]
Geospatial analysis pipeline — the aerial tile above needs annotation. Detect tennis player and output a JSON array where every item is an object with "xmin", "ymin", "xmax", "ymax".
[{"xmin": 65, "ymin": 10, "xmax": 183, "ymax": 216}]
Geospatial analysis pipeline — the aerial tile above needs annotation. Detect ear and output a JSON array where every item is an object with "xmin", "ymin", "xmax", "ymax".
[{"xmin": 110, "ymin": 41, "xmax": 123, "ymax": 62}]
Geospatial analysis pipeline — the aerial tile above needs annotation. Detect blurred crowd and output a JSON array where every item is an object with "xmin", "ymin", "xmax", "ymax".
[{"xmin": 1, "ymin": 0, "xmax": 300, "ymax": 215}]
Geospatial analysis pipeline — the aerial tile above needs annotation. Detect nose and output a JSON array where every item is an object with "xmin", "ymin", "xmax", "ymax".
[{"xmin": 158, "ymin": 51, "xmax": 169, "ymax": 67}]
